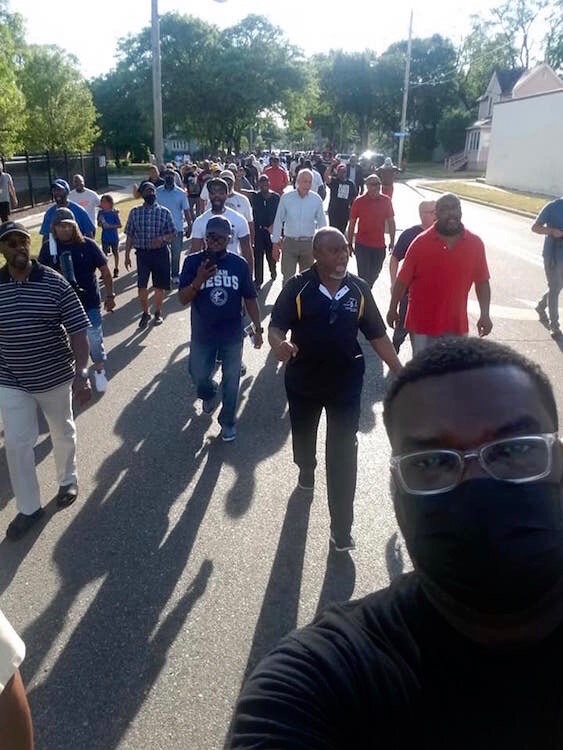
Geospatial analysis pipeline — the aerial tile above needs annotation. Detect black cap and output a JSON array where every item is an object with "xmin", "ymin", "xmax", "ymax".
[
  {"xmin": 51, "ymin": 207, "xmax": 76, "ymax": 226},
  {"xmin": 205, "ymin": 216, "xmax": 231, "ymax": 237},
  {"xmin": 0, "ymin": 221, "xmax": 31, "ymax": 241}
]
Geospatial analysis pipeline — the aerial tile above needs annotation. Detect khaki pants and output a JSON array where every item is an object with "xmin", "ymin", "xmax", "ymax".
[
  {"xmin": 0, "ymin": 382, "xmax": 77, "ymax": 515},
  {"xmin": 281, "ymin": 237, "xmax": 314, "ymax": 286}
]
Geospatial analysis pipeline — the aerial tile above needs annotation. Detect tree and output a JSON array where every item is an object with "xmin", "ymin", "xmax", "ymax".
[
  {"xmin": 490, "ymin": 0, "xmax": 549, "ymax": 70},
  {"xmin": 437, "ymin": 108, "xmax": 473, "ymax": 155},
  {"xmin": 0, "ymin": 1, "xmax": 26, "ymax": 155},
  {"xmin": 544, "ymin": 0, "xmax": 563, "ymax": 71},
  {"xmin": 18, "ymin": 46, "xmax": 99, "ymax": 151}
]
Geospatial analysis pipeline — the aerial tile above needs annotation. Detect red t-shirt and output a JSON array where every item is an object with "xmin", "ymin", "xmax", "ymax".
[
  {"xmin": 349, "ymin": 193, "xmax": 394, "ymax": 247},
  {"xmin": 398, "ymin": 226, "xmax": 490, "ymax": 336},
  {"xmin": 264, "ymin": 165, "xmax": 289, "ymax": 196}
]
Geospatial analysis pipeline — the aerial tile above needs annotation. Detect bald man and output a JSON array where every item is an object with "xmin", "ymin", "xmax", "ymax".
[{"xmin": 389, "ymin": 201, "xmax": 436, "ymax": 352}]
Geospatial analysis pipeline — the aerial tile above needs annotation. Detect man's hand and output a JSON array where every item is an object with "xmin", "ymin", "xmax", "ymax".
[
  {"xmin": 272, "ymin": 242, "xmax": 282, "ymax": 262},
  {"xmin": 104, "ymin": 296, "xmax": 116, "ymax": 312},
  {"xmin": 72, "ymin": 376, "xmax": 92, "ymax": 405},
  {"xmin": 12, "ymin": 197, "xmax": 18, "ymax": 207},
  {"xmin": 195, "ymin": 259, "xmax": 217, "ymax": 286},
  {"xmin": 386, "ymin": 308, "xmax": 399, "ymax": 329},
  {"xmin": 388, "ymin": 244, "xmax": 395, "ymax": 253},
  {"xmin": 125, "ymin": 253, "xmax": 132, "ymax": 270},
  {"xmin": 275, "ymin": 340, "xmax": 298, "ymax": 363},
  {"xmin": 253, "ymin": 332, "xmax": 263, "ymax": 349},
  {"xmin": 477, "ymin": 315, "xmax": 493, "ymax": 337},
  {"xmin": 551, "ymin": 228, "xmax": 563, "ymax": 239},
  {"xmin": 149, "ymin": 236, "xmax": 164, "ymax": 249}
]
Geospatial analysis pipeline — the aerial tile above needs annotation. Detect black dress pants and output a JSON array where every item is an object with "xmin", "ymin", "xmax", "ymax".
[
  {"xmin": 254, "ymin": 227, "xmax": 276, "ymax": 286},
  {"xmin": 287, "ymin": 388, "xmax": 361, "ymax": 539},
  {"xmin": 328, "ymin": 211, "xmax": 349, "ymax": 234}
]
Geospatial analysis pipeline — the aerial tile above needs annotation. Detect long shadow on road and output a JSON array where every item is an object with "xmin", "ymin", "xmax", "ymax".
[{"xmin": 18, "ymin": 345, "xmax": 226, "ymax": 749}]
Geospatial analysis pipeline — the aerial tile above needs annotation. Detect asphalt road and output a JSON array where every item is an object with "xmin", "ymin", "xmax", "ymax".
[{"xmin": 0, "ymin": 183, "xmax": 561, "ymax": 749}]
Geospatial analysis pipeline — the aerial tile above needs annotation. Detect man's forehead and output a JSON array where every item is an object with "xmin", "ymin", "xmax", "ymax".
[{"xmin": 390, "ymin": 366, "xmax": 553, "ymax": 449}]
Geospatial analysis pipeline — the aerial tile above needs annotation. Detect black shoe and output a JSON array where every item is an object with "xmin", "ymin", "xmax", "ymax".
[
  {"xmin": 113, "ymin": 268, "xmax": 119, "ymax": 279},
  {"xmin": 298, "ymin": 468, "xmax": 315, "ymax": 490},
  {"xmin": 56, "ymin": 483, "xmax": 79, "ymax": 508},
  {"xmin": 330, "ymin": 532, "xmax": 356, "ymax": 552},
  {"xmin": 535, "ymin": 303, "xmax": 549, "ymax": 325},
  {"xmin": 138, "ymin": 311, "xmax": 150, "ymax": 329},
  {"xmin": 153, "ymin": 311, "xmax": 164, "ymax": 326},
  {"xmin": 6, "ymin": 508, "xmax": 45, "ymax": 540},
  {"xmin": 551, "ymin": 325, "xmax": 562, "ymax": 339},
  {"xmin": 271, "ymin": 268, "xmax": 277, "ymax": 281}
]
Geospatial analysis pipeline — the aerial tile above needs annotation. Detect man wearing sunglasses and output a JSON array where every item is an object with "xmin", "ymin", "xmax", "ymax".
[
  {"xmin": 230, "ymin": 337, "xmax": 563, "ymax": 748},
  {"xmin": 268, "ymin": 226, "xmax": 401, "ymax": 552}
]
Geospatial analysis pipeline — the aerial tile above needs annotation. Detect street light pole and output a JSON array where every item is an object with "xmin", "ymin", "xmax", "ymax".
[
  {"xmin": 151, "ymin": 0, "xmax": 164, "ymax": 165},
  {"xmin": 397, "ymin": 9, "xmax": 413, "ymax": 168}
]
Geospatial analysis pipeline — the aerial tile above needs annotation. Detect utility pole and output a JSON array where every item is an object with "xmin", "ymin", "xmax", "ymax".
[
  {"xmin": 151, "ymin": 0, "xmax": 164, "ymax": 165},
  {"xmin": 398, "ymin": 9, "xmax": 413, "ymax": 168}
]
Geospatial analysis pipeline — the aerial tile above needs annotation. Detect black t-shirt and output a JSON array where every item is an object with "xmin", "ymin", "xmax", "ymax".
[
  {"xmin": 328, "ymin": 179, "xmax": 357, "ymax": 215},
  {"xmin": 269, "ymin": 266, "xmax": 386, "ymax": 398},
  {"xmin": 250, "ymin": 190, "xmax": 280, "ymax": 229},
  {"xmin": 38, "ymin": 238, "xmax": 107, "ymax": 310},
  {"xmin": 231, "ymin": 572, "xmax": 563, "ymax": 749},
  {"xmin": 392, "ymin": 224, "xmax": 423, "ymax": 262}
]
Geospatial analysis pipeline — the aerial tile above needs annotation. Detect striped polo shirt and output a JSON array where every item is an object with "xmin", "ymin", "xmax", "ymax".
[{"xmin": 0, "ymin": 261, "xmax": 90, "ymax": 393}]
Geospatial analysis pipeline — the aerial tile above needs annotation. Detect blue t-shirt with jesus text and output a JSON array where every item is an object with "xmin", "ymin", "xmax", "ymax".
[{"xmin": 179, "ymin": 251, "xmax": 256, "ymax": 345}]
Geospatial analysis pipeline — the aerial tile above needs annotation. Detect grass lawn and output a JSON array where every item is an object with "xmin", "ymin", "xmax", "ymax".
[
  {"xmin": 418, "ymin": 179, "xmax": 547, "ymax": 215},
  {"xmin": 29, "ymin": 196, "xmax": 142, "ymax": 257},
  {"xmin": 402, "ymin": 162, "xmax": 485, "ymax": 180}
]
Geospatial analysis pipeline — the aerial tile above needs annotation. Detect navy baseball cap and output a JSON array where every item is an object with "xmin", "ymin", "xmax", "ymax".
[
  {"xmin": 205, "ymin": 216, "xmax": 231, "ymax": 236},
  {"xmin": 51, "ymin": 207, "xmax": 76, "ymax": 226},
  {"xmin": 0, "ymin": 221, "xmax": 31, "ymax": 240},
  {"xmin": 51, "ymin": 178, "xmax": 70, "ymax": 193}
]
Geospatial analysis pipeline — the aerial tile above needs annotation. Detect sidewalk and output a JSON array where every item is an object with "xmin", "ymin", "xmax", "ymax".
[{"xmin": 14, "ymin": 178, "xmax": 136, "ymax": 232}]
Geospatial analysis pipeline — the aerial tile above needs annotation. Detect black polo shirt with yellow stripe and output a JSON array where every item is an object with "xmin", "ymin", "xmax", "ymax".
[{"xmin": 270, "ymin": 265, "xmax": 386, "ymax": 399}]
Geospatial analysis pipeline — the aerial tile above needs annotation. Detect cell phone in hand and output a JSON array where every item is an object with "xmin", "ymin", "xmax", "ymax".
[{"xmin": 202, "ymin": 250, "xmax": 216, "ymax": 266}]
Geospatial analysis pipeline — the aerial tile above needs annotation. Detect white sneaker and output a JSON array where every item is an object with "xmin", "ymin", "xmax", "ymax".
[{"xmin": 94, "ymin": 369, "xmax": 108, "ymax": 392}]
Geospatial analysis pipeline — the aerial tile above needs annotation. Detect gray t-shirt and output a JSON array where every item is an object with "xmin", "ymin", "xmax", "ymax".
[{"xmin": 0, "ymin": 173, "xmax": 14, "ymax": 203}]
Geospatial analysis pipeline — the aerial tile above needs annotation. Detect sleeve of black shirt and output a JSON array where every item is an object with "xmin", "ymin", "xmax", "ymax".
[
  {"xmin": 358, "ymin": 281, "xmax": 387, "ymax": 340},
  {"xmin": 269, "ymin": 278, "xmax": 299, "ymax": 333},
  {"xmin": 38, "ymin": 242, "xmax": 52, "ymax": 266}
]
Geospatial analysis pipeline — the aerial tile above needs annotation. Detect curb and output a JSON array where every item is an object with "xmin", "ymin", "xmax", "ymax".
[{"xmin": 413, "ymin": 182, "xmax": 537, "ymax": 219}]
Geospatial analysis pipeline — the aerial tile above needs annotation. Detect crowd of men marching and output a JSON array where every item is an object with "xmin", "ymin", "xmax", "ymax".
[{"xmin": 0, "ymin": 149, "xmax": 562, "ymax": 745}]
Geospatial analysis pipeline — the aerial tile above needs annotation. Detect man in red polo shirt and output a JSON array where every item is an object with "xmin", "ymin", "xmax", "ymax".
[
  {"xmin": 264, "ymin": 156, "xmax": 289, "ymax": 196},
  {"xmin": 386, "ymin": 193, "xmax": 492, "ymax": 355},
  {"xmin": 347, "ymin": 174, "xmax": 395, "ymax": 288}
]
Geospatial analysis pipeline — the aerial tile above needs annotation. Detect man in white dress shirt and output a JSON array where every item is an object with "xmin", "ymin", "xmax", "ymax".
[{"xmin": 272, "ymin": 169, "xmax": 327, "ymax": 286}]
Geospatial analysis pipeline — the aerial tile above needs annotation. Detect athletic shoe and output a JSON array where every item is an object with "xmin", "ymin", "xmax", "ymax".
[
  {"xmin": 94, "ymin": 369, "xmax": 108, "ymax": 393},
  {"xmin": 202, "ymin": 394, "xmax": 218, "ymax": 414},
  {"xmin": 6, "ymin": 508, "xmax": 45, "ymax": 541},
  {"xmin": 535, "ymin": 303, "xmax": 549, "ymax": 325},
  {"xmin": 329, "ymin": 533, "xmax": 356, "ymax": 552},
  {"xmin": 551, "ymin": 325, "xmax": 562, "ymax": 339},
  {"xmin": 297, "ymin": 468, "xmax": 315, "ymax": 490},
  {"xmin": 153, "ymin": 311, "xmax": 163, "ymax": 326},
  {"xmin": 113, "ymin": 268, "xmax": 119, "ymax": 278},
  {"xmin": 221, "ymin": 426, "xmax": 237, "ymax": 442},
  {"xmin": 56, "ymin": 483, "xmax": 79, "ymax": 508},
  {"xmin": 138, "ymin": 311, "xmax": 150, "ymax": 329}
]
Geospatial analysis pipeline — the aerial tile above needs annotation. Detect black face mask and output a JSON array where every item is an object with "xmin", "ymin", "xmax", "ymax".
[
  {"xmin": 393, "ymin": 478, "xmax": 563, "ymax": 615},
  {"xmin": 144, "ymin": 194, "xmax": 156, "ymax": 206}
]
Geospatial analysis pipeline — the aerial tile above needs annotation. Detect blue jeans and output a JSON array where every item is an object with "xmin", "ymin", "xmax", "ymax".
[
  {"xmin": 170, "ymin": 231, "xmax": 184, "ymax": 277},
  {"xmin": 86, "ymin": 307, "xmax": 106, "ymax": 365},
  {"xmin": 189, "ymin": 339, "xmax": 243, "ymax": 428}
]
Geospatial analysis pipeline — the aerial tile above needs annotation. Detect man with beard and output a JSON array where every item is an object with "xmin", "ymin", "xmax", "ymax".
[
  {"xmin": 387, "ymin": 193, "xmax": 492, "ymax": 355},
  {"xmin": 230, "ymin": 337, "xmax": 563, "ymax": 748},
  {"xmin": 190, "ymin": 178, "xmax": 253, "ymax": 275},
  {"xmin": 0, "ymin": 221, "xmax": 91, "ymax": 540},
  {"xmin": 124, "ymin": 180, "xmax": 176, "ymax": 329},
  {"xmin": 268, "ymin": 227, "xmax": 401, "ymax": 551},
  {"xmin": 39, "ymin": 179, "xmax": 95, "ymax": 240},
  {"xmin": 324, "ymin": 160, "xmax": 357, "ymax": 233}
]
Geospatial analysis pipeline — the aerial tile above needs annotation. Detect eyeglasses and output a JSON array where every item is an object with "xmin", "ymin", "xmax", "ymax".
[
  {"xmin": 328, "ymin": 298, "xmax": 340, "ymax": 325},
  {"xmin": 390, "ymin": 433, "xmax": 559, "ymax": 496}
]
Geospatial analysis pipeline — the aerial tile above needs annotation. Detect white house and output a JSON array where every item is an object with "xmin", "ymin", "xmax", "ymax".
[{"xmin": 464, "ymin": 68, "xmax": 523, "ymax": 170}]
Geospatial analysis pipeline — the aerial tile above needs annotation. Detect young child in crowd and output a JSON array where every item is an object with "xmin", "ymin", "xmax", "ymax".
[{"xmin": 97, "ymin": 194, "xmax": 122, "ymax": 278}]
